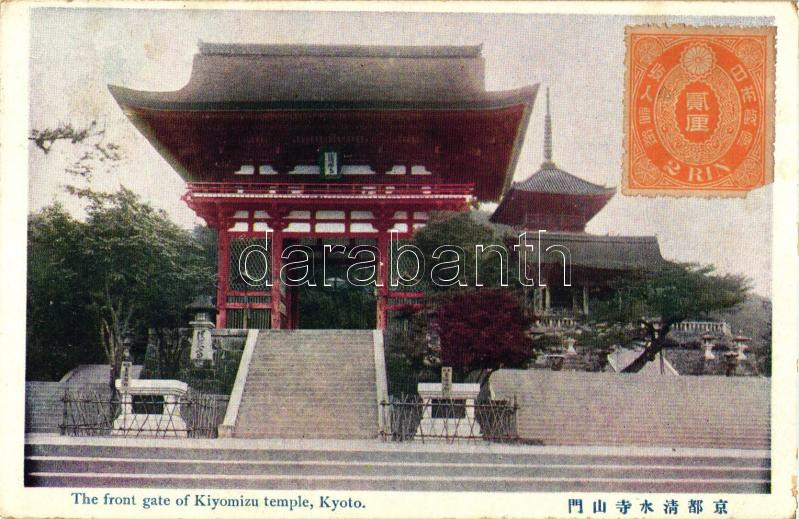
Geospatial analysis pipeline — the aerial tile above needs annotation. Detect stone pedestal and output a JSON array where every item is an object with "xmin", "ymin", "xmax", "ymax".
[
  {"xmin": 701, "ymin": 333, "xmax": 716, "ymax": 360},
  {"xmin": 112, "ymin": 379, "xmax": 189, "ymax": 437},
  {"xmin": 416, "ymin": 382, "xmax": 481, "ymax": 440},
  {"xmin": 564, "ymin": 337, "xmax": 577, "ymax": 356},
  {"xmin": 733, "ymin": 336, "xmax": 750, "ymax": 360}
]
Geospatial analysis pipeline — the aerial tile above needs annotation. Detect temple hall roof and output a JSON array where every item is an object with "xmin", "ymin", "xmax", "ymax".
[
  {"xmin": 109, "ymin": 42, "xmax": 536, "ymax": 110},
  {"xmin": 198, "ymin": 42, "xmax": 483, "ymax": 58},
  {"xmin": 108, "ymin": 43, "xmax": 538, "ymax": 202},
  {"xmin": 539, "ymin": 232, "xmax": 665, "ymax": 270}
]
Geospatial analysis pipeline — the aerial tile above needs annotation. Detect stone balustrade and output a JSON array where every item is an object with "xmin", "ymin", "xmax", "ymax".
[
  {"xmin": 535, "ymin": 316, "xmax": 578, "ymax": 330},
  {"xmin": 672, "ymin": 320, "xmax": 731, "ymax": 335}
]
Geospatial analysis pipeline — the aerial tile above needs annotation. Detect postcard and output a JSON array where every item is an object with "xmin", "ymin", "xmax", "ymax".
[{"xmin": 0, "ymin": 2, "xmax": 796, "ymax": 518}]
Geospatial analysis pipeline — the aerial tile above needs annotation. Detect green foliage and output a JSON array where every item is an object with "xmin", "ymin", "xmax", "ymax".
[
  {"xmin": 27, "ymin": 205, "xmax": 101, "ymax": 380},
  {"xmin": 590, "ymin": 263, "xmax": 749, "ymax": 373},
  {"xmin": 296, "ymin": 262, "xmax": 376, "ymax": 329},
  {"xmin": 178, "ymin": 348, "xmax": 242, "ymax": 395},
  {"xmin": 29, "ymin": 121, "xmax": 103, "ymax": 154},
  {"xmin": 26, "ymin": 189, "xmax": 215, "ymax": 381},
  {"xmin": 593, "ymin": 263, "xmax": 748, "ymax": 327},
  {"xmin": 411, "ymin": 211, "xmax": 521, "ymax": 291},
  {"xmin": 30, "ymin": 121, "xmax": 123, "ymax": 178},
  {"xmin": 384, "ymin": 312, "xmax": 439, "ymax": 395}
]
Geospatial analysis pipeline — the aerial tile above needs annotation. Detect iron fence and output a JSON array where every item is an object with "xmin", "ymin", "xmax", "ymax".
[
  {"xmin": 61, "ymin": 388, "xmax": 228, "ymax": 439},
  {"xmin": 380, "ymin": 394, "xmax": 518, "ymax": 443}
]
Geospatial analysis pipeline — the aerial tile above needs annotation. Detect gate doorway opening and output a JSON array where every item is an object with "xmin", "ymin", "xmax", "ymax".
[{"xmin": 288, "ymin": 238, "xmax": 377, "ymax": 330}]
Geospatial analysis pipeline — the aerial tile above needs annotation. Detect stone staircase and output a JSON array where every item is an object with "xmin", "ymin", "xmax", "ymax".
[
  {"xmin": 24, "ymin": 439, "xmax": 770, "ymax": 492},
  {"xmin": 25, "ymin": 382, "xmax": 110, "ymax": 434},
  {"xmin": 232, "ymin": 330, "xmax": 379, "ymax": 439}
]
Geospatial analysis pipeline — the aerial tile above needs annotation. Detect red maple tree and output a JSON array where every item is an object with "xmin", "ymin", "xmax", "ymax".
[{"xmin": 433, "ymin": 289, "xmax": 534, "ymax": 385}]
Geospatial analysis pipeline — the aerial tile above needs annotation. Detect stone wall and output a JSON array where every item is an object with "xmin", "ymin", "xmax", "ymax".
[{"xmin": 490, "ymin": 369, "xmax": 769, "ymax": 449}]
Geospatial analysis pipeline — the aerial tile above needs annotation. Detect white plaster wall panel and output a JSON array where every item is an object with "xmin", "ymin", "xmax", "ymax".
[
  {"xmin": 350, "ymin": 223, "xmax": 378, "ymax": 233},
  {"xmin": 315, "ymin": 223, "xmax": 347, "ymax": 233},
  {"xmin": 285, "ymin": 222, "xmax": 311, "ymax": 232},
  {"xmin": 233, "ymin": 165, "xmax": 255, "ymax": 175},
  {"xmin": 350, "ymin": 211, "xmax": 374, "ymax": 220},
  {"xmin": 316, "ymin": 210, "xmax": 346, "ymax": 220}
]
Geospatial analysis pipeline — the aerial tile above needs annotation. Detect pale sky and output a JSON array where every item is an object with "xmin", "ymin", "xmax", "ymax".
[{"xmin": 28, "ymin": 8, "xmax": 773, "ymax": 296}]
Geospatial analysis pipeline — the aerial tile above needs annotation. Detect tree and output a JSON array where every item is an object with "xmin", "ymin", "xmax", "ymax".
[
  {"xmin": 432, "ymin": 289, "xmax": 535, "ymax": 386},
  {"xmin": 80, "ymin": 188, "xmax": 214, "ymax": 390},
  {"xmin": 25, "ymin": 190, "xmax": 215, "ymax": 387},
  {"xmin": 28, "ymin": 122, "xmax": 216, "ymax": 386},
  {"xmin": 26, "ymin": 205, "xmax": 101, "ymax": 380},
  {"xmin": 29, "ymin": 120, "xmax": 121, "ymax": 179},
  {"xmin": 384, "ymin": 311, "xmax": 439, "ymax": 395},
  {"xmin": 591, "ymin": 263, "xmax": 748, "ymax": 373},
  {"xmin": 411, "ymin": 211, "xmax": 521, "ymax": 291}
]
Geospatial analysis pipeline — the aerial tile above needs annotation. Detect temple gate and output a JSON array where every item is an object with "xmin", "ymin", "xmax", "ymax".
[{"xmin": 110, "ymin": 42, "xmax": 539, "ymax": 329}]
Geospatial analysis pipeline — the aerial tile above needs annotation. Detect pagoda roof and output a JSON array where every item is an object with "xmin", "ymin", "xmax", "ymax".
[
  {"xmin": 109, "ymin": 41, "xmax": 534, "ymax": 110},
  {"xmin": 538, "ymin": 232, "xmax": 665, "ymax": 270},
  {"xmin": 513, "ymin": 162, "xmax": 616, "ymax": 196},
  {"xmin": 490, "ymin": 88, "xmax": 615, "ymax": 229}
]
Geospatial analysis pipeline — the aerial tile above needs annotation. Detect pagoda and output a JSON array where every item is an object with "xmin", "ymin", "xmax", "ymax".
[
  {"xmin": 110, "ymin": 42, "xmax": 539, "ymax": 329},
  {"xmin": 491, "ymin": 88, "xmax": 615, "ymax": 232},
  {"xmin": 491, "ymin": 88, "xmax": 664, "ymax": 319}
]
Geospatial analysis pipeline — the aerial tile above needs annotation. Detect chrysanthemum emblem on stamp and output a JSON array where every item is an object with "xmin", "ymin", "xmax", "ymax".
[{"xmin": 623, "ymin": 26, "xmax": 775, "ymax": 196}]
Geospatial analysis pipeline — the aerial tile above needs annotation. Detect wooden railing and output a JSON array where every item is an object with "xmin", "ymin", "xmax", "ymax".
[{"xmin": 186, "ymin": 182, "xmax": 475, "ymax": 197}]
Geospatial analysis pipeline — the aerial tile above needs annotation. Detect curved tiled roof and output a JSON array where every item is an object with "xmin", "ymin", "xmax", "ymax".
[
  {"xmin": 108, "ymin": 42, "xmax": 518, "ymax": 106},
  {"xmin": 514, "ymin": 162, "xmax": 615, "ymax": 196},
  {"xmin": 538, "ymin": 232, "xmax": 665, "ymax": 270},
  {"xmin": 198, "ymin": 42, "xmax": 483, "ymax": 58}
]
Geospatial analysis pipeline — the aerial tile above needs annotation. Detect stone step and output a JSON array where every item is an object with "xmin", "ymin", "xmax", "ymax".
[
  {"xmin": 26, "ymin": 443, "xmax": 770, "ymax": 467},
  {"xmin": 23, "ymin": 442, "xmax": 770, "ymax": 492},
  {"xmin": 24, "ymin": 473, "xmax": 771, "ymax": 492},
  {"xmin": 26, "ymin": 457, "xmax": 769, "ymax": 480},
  {"xmin": 240, "ymin": 390, "xmax": 377, "ymax": 396}
]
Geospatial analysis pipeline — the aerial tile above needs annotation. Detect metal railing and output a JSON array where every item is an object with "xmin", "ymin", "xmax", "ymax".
[
  {"xmin": 380, "ymin": 394, "xmax": 518, "ymax": 443},
  {"xmin": 60, "ymin": 389, "xmax": 228, "ymax": 439},
  {"xmin": 185, "ymin": 182, "xmax": 475, "ymax": 198}
]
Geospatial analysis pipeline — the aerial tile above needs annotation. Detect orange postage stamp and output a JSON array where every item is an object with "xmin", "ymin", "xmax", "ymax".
[{"xmin": 623, "ymin": 26, "xmax": 775, "ymax": 197}]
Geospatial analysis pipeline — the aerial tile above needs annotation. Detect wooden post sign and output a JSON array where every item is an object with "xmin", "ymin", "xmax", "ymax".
[{"xmin": 441, "ymin": 367, "xmax": 452, "ymax": 397}]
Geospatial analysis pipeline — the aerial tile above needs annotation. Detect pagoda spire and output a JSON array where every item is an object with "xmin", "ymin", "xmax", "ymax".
[{"xmin": 542, "ymin": 87, "xmax": 555, "ymax": 167}]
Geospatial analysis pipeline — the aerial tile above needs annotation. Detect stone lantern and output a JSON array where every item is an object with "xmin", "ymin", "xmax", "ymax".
[
  {"xmin": 187, "ymin": 295, "xmax": 216, "ymax": 366},
  {"xmin": 722, "ymin": 350, "xmax": 739, "ymax": 376},
  {"xmin": 563, "ymin": 336, "xmax": 578, "ymax": 356},
  {"xmin": 701, "ymin": 333, "xmax": 716, "ymax": 360},
  {"xmin": 733, "ymin": 335, "xmax": 751, "ymax": 360}
]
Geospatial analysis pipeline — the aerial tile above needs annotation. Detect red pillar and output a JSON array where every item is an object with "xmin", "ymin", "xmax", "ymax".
[
  {"xmin": 376, "ymin": 231, "xmax": 390, "ymax": 330},
  {"xmin": 270, "ymin": 223, "xmax": 286, "ymax": 329},
  {"xmin": 216, "ymin": 227, "xmax": 230, "ymax": 328},
  {"xmin": 288, "ymin": 286, "xmax": 299, "ymax": 329}
]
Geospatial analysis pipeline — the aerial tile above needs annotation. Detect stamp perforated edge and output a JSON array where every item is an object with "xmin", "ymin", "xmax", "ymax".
[{"xmin": 621, "ymin": 24, "xmax": 776, "ymax": 199}]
